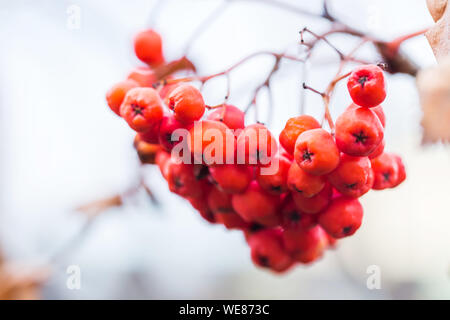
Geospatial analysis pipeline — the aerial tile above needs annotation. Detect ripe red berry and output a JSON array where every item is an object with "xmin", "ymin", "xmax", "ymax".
[
  {"xmin": 371, "ymin": 153, "xmax": 400, "ymax": 190},
  {"xmin": 256, "ymin": 154, "xmax": 291, "ymax": 194},
  {"xmin": 106, "ymin": 79, "xmax": 139, "ymax": 116},
  {"xmin": 287, "ymin": 161, "xmax": 326, "ymax": 198},
  {"xmin": 335, "ymin": 106, "xmax": 384, "ymax": 157},
  {"xmin": 120, "ymin": 87, "xmax": 164, "ymax": 132},
  {"xmin": 368, "ymin": 138, "xmax": 385, "ymax": 159},
  {"xmin": 248, "ymin": 229, "xmax": 293, "ymax": 272},
  {"xmin": 282, "ymin": 225, "xmax": 328, "ymax": 264},
  {"xmin": 134, "ymin": 29, "xmax": 164, "ymax": 66},
  {"xmin": 391, "ymin": 154, "xmax": 406, "ymax": 187},
  {"xmin": 187, "ymin": 120, "xmax": 235, "ymax": 165},
  {"xmin": 127, "ymin": 67, "xmax": 156, "ymax": 87},
  {"xmin": 347, "ymin": 64, "xmax": 386, "ymax": 108},
  {"xmin": 166, "ymin": 160, "xmax": 206, "ymax": 198},
  {"xmin": 328, "ymin": 154, "xmax": 372, "ymax": 198},
  {"xmin": 231, "ymin": 181, "xmax": 281, "ymax": 227},
  {"xmin": 209, "ymin": 164, "xmax": 253, "ymax": 194},
  {"xmin": 279, "ymin": 115, "xmax": 321, "ymax": 155},
  {"xmin": 138, "ymin": 122, "xmax": 160, "ymax": 144},
  {"xmin": 167, "ymin": 84, "xmax": 205, "ymax": 124},
  {"xmin": 158, "ymin": 113, "xmax": 187, "ymax": 151},
  {"xmin": 292, "ymin": 182, "xmax": 332, "ymax": 214},
  {"xmin": 207, "ymin": 104, "xmax": 245, "ymax": 131},
  {"xmin": 207, "ymin": 187, "xmax": 249, "ymax": 230},
  {"xmin": 155, "ymin": 150, "xmax": 171, "ymax": 180},
  {"xmin": 188, "ymin": 196, "xmax": 216, "ymax": 224},
  {"xmin": 347, "ymin": 103, "xmax": 386, "ymax": 127},
  {"xmin": 318, "ymin": 196, "xmax": 363, "ymax": 238},
  {"xmin": 236, "ymin": 123, "xmax": 278, "ymax": 165},
  {"xmin": 281, "ymin": 195, "xmax": 317, "ymax": 230},
  {"xmin": 294, "ymin": 128, "xmax": 340, "ymax": 176}
]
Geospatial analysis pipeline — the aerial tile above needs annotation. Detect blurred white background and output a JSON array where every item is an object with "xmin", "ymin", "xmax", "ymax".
[{"xmin": 0, "ymin": 0, "xmax": 449, "ymax": 299}]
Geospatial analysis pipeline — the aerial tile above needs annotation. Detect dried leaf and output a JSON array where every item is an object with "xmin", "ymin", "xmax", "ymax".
[
  {"xmin": 417, "ymin": 56, "xmax": 450, "ymax": 143},
  {"xmin": 425, "ymin": 0, "xmax": 450, "ymax": 62},
  {"xmin": 427, "ymin": 0, "xmax": 448, "ymax": 22}
]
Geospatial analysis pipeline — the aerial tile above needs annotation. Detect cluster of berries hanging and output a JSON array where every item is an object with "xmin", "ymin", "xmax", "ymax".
[{"xmin": 106, "ymin": 29, "xmax": 406, "ymax": 273}]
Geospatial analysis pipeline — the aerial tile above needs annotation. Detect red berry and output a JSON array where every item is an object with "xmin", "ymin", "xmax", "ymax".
[
  {"xmin": 287, "ymin": 161, "xmax": 326, "ymax": 198},
  {"xmin": 167, "ymin": 84, "xmax": 205, "ymax": 124},
  {"xmin": 281, "ymin": 195, "xmax": 317, "ymax": 230},
  {"xmin": 368, "ymin": 138, "xmax": 385, "ymax": 159},
  {"xmin": 209, "ymin": 164, "xmax": 253, "ymax": 194},
  {"xmin": 207, "ymin": 187, "xmax": 249, "ymax": 230},
  {"xmin": 166, "ymin": 160, "xmax": 206, "ymax": 198},
  {"xmin": 371, "ymin": 153, "xmax": 399, "ymax": 190},
  {"xmin": 138, "ymin": 123, "xmax": 160, "ymax": 144},
  {"xmin": 134, "ymin": 29, "xmax": 164, "ymax": 66},
  {"xmin": 347, "ymin": 103, "xmax": 386, "ymax": 127},
  {"xmin": 318, "ymin": 196, "xmax": 363, "ymax": 238},
  {"xmin": 188, "ymin": 196, "xmax": 216, "ymax": 224},
  {"xmin": 158, "ymin": 113, "xmax": 187, "ymax": 151},
  {"xmin": 207, "ymin": 186, "xmax": 233, "ymax": 214},
  {"xmin": 187, "ymin": 120, "xmax": 235, "ymax": 165},
  {"xmin": 155, "ymin": 150, "xmax": 171, "ymax": 180},
  {"xmin": 292, "ymin": 183, "xmax": 332, "ymax": 214},
  {"xmin": 127, "ymin": 67, "xmax": 156, "ymax": 87},
  {"xmin": 282, "ymin": 225, "xmax": 328, "ymax": 264},
  {"xmin": 326, "ymin": 234, "xmax": 338, "ymax": 248},
  {"xmin": 335, "ymin": 106, "xmax": 384, "ymax": 157},
  {"xmin": 207, "ymin": 104, "xmax": 245, "ymax": 131},
  {"xmin": 106, "ymin": 79, "xmax": 139, "ymax": 116},
  {"xmin": 248, "ymin": 229, "xmax": 293, "ymax": 272},
  {"xmin": 294, "ymin": 128, "xmax": 340, "ymax": 176},
  {"xmin": 236, "ymin": 123, "xmax": 278, "ymax": 165},
  {"xmin": 391, "ymin": 154, "xmax": 406, "ymax": 187},
  {"xmin": 120, "ymin": 87, "xmax": 164, "ymax": 132},
  {"xmin": 256, "ymin": 154, "xmax": 291, "ymax": 194},
  {"xmin": 328, "ymin": 154, "xmax": 372, "ymax": 198},
  {"xmin": 279, "ymin": 115, "xmax": 321, "ymax": 155},
  {"xmin": 231, "ymin": 181, "xmax": 281, "ymax": 227},
  {"xmin": 347, "ymin": 64, "xmax": 386, "ymax": 108}
]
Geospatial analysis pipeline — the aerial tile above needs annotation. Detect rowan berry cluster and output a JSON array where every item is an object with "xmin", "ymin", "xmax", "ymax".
[{"xmin": 107, "ymin": 29, "xmax": 406, "ymax": 273}]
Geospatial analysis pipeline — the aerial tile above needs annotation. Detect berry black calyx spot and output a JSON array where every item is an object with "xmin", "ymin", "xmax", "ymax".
[
  {"xmin": 382, "ymin": 172, "xmax": 390, "ymax": 181},
  {"xmin": 290, "ymin": 211, "xmax": 301, "ymax": 221},
  {"xmin": 131, "ymin": 104, "xmax": 144, "ymax": 115},
  {"xmin": 271, "ymin": 185, "xmax": 282, "ymax": 192},
  {"xmin": 292, "ymin": 185, "xmax": 303, "ymax": 194},
  {"xmin": 258, "ymin": 256, "xmax": 270, "ymax": 267},
  {"xmin": 345, "ymin": 182, "xmax": 357, "ymax": 189},
  {"xmin": 353, "ymin": 131, "xmax": 368, "ymax": 144},
  {"xmin": 195, "ymin": 165, "xmax": 209, "ymax": 180},
  {"xmin": 358, "ymin": 76, "xmax": 368, "ymax": 88},
  {"xmin": 249, "ymin": 223, "xmax": 264, "ymax": 232},
  {"xmin": 217, "ymin": 207, "xmax": 233, "ymax": 213},
  {"xmin": 174, "ymin": 178, "xmax": 184, "ymax": 189},
  {"xmin": 302, "ymin": 149, "xmax": 314, "ymax": 162},
  {"xmin": 342, "ymin": 226, "xmax": 352, "ymax": 235}
]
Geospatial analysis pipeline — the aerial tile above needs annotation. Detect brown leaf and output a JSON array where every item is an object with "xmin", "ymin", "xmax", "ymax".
[
  {"xmin": 425, "ymin": 0, "xmax": 450, "ymax": 62},
  {"xmin": 417, "ymin": 56, "xmax": 450, "ymax": 143},
  {"xmin": 427, "ymin": 0, "xmax": 448, "ymax": 22}
]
